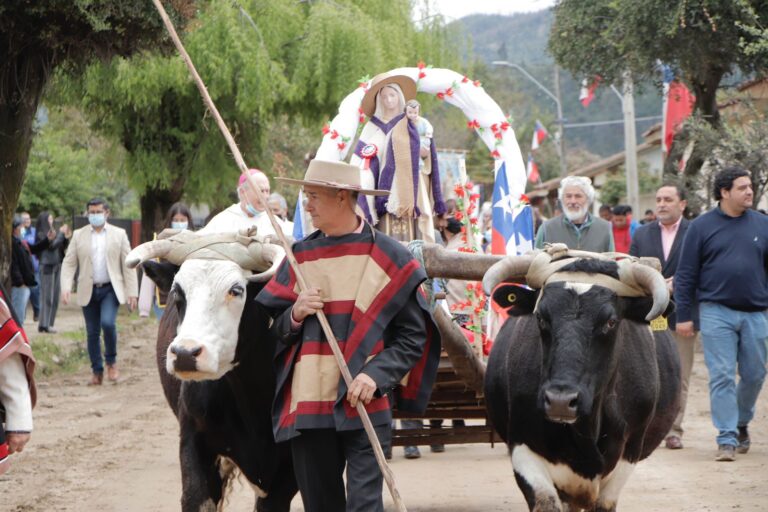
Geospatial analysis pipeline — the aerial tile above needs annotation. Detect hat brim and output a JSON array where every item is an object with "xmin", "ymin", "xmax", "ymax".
[
  {"xmin": 361, "ymin": 74, "xmax": 418, "ymax": 118},
  {"xmin": 276, "ymin": 177, "xmax": 389, "ymax": 196}
]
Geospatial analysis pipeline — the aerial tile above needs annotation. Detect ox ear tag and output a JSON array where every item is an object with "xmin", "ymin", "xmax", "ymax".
[{"xmin": 650, "ymin": 316, "xmax": 669, "ymax": 331}]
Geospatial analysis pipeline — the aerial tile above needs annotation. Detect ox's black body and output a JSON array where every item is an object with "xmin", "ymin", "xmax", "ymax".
[
  {"xmin": 146, "ymin": 261, "xmax": 297, "ymax": 512},
  {"xmin": 485, "ymin": 260, "xmax": 680, "ymax": 511}
]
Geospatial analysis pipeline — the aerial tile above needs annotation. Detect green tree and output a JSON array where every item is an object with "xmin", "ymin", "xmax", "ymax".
[
  {"xmin": 19, "ymin": 106, "xmax": 134, "ymax": 220},
  {"xmin": 0, "ymin": 0, "xmax": 193, "ymax": 282},
  {"xmin": 549, "ymin": 0, "xmax": 768, "ymax": 182},
  {"xmin": 66, "ymin": 0, "xmax": 459, "ymax": 241}
]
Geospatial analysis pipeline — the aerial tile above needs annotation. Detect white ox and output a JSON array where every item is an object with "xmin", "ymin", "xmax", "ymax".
[{"xmin": 125, "ymin": 229, "xmax": 284, "ymax": 380}]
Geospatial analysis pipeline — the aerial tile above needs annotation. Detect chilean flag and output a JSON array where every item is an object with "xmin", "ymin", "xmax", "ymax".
[
  {"xmin": 526, "ymin": 153, "xmax": 539, "ymax": 183},
  {"xmin": 531, "ymin": 120, "xmax": 548, "ymax": 150},
  {"xmin": 491, "ymin": 163, "xmax": 534, "ymax": 256},
  {"xmin": 661, "ymin": 64, "xmax": 695, "ymax": 156},
  {"xmin": 579, "ymin": 77, "xmax": 600, "ymax": 107}
]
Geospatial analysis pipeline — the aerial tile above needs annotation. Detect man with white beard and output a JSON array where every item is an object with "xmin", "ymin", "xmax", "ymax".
[{"xmin": 535, "ymin": 176, "xmax": 614, "ymax": 252}]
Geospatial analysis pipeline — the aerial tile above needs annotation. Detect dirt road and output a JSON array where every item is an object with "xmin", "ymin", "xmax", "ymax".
[{"xmin": 2, "ymin": 303, "xmax": 767, "ymax": 511}]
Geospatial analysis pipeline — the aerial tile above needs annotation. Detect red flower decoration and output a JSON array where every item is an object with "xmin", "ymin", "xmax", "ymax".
[
  {"xmin": 467, "ymin": 119, "xmax": 480, "ymax": 130},
  {"xmin": 462, "ymin": 76, "xmax": 470, "ymax": 83},
  {"xmin": 491, "ymin": 149, "xmax": 501, "ymax": 159},
  {"xmin": 500, "ymin": 121, "xmax": 511, "ymax": 131},
  {"xmin": 337, "ymin": 141, "xmax": 346, "ymax": 150},
  {"xmin": 445, "ymin": 87, "xmax": 454, "ymax": 97},
  {"xmin": 322, "ymin": 124, "xmax": 330, "ymax": 135},
  {"xmin": 520, "ymin": 193, "xmax": 530, "ymax": 203},
  {"xmin": 417, "ymin": 60, "xmax": 426, "ymax": 70},
  {"xmin": 454, "ymin": 184, "xmax": 465, "ymax": 196},
  {"xmin": 359, "ymin": 115, "xmax": 365, "ymax": 123},
  {"xmin": 473, "ymin": 80, "xmax": 482, "ymax": 87},
  {"xmin": 455, "ymin": 211, "xmax": 464, "ymax": 221},
  {"xmin": 436, "ymin": 92, "xmax": 445, "ymax": 100},
  {"xmin": 418, "ymin": 71, "xmax": 426, "ymax": 79},
  {"xmin": 470, "ymin": 193, "xmax": 480, "ymax": 200},
  {"xmin": 490, "ymin": 123, "xmax": 499, "ymax": 133},
  {"xmin": 470, "ymin": 217, "xmax": 478, "ymax": 225},
  {"xmin": 330, "ymin": 130, "xmax": 339, "ymax": 140},
  {"xmin": 494, "ymin": 131, "xmax": 503, "ymax": 140},
  {"xmin": 465, "ymin": 181, "xmax": 474, "ymax": 190}
]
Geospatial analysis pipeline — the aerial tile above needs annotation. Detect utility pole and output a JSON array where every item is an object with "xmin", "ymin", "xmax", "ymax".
[
  {"xmin": 553, "ymin": 66, "xmax": 567, "ymax": 177},
  {"xmin": 621, "ymin": 71, "xmax": 639, "ymax": 215},
  {"xmin": 492, "ymin": 60, "xmax": 568, "ymax": 177}
]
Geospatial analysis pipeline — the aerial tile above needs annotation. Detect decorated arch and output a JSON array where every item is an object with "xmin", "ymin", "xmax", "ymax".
[{"xmin": 314, "ymin": 64, "xmax": 528, "ymax": 204}]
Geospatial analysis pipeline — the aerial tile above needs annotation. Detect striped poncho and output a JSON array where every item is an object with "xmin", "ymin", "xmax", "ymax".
[
  {"xmin": 257, "ymin": 224, "xmax": 440, "ymax": 442},
  {"xmin": 0, "ymin": 286, "xmax": 36, "ymax": 475}
]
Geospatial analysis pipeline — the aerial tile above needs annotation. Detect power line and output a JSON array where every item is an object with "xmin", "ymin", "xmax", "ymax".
[{"xmin": 563, "ymin": 115, "xmax": 662, "ymax": 128}]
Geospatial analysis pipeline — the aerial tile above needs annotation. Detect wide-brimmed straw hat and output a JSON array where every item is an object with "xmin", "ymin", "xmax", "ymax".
[
  {"xmin": 277, "ymin": 159, "xmax": 389, "ymax": 196},
  {"xmin": 360, "ymin": 72, "xmax": 417, "ymax": 117}
]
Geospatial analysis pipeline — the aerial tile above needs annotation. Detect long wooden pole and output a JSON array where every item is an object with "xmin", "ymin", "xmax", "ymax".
[{"xmin": 149, "ymin": 1, "xmax": 406, "ymax": 510}]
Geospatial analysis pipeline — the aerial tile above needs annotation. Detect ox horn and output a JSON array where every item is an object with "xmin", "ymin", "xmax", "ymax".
[
  {"xmin": 630, "ymin": 263, "xmax": 670, "ymax": 321},
  {"xmin": 248, "ymin": 243, "xmax": 286, "ymax": 282},
  {"xmin": 419, "ymin": 243, "xmax": 503, "ymax": 281},
  {"xmin": 125, "ymin": 239, "xmax": 175, "ymax": 269},
  {"xmin": 482, "ymin": 254, "xmax": 536, "ymax": 296}
]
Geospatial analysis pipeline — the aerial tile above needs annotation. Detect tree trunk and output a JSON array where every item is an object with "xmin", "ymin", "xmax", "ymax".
[
  {"xmin": 0, "ymin": 48, "xmax": 53, "ymax": 286},
  {"xmin": 139, "ymin": 182, "xmax": 185, "ymax": 243}
]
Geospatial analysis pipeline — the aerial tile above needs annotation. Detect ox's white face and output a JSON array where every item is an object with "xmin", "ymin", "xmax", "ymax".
[{"xmin": 166, "ymin": 259, "xmax": 250, "ymax": 380}]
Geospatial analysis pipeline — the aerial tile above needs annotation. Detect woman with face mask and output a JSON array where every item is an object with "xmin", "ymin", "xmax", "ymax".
[
  {"xmin": 34, "ymin": 212, "xmax": 70, "ymax": 333},
  {"xmin": 138, "ymin": 202, "xmax": 193, "ymax": 320}
]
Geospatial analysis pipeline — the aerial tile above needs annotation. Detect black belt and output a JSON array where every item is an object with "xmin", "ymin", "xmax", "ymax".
[{"xmin": 93, "ymin": 282, "xmax": 111, "ymax": 288}]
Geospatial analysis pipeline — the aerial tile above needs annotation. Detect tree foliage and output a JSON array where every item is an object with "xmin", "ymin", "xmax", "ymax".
[
  {"xmin": 60, "ymin": 0, "xmax": 460, "ymax": 240},
  {"xmin": 19, "ymin": 106, "xmax": 135, "ymax": 219},
  {"xmin": 0, "ymin": 0, "xmax": 193, "ymax": 283},
  {"xmin": 549, "ymin": 0, "xmax": 768, "ymax": 189}
]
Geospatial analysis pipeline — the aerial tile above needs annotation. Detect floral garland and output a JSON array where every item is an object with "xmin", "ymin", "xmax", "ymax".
[{"xmin": 449, "ymin": 180, "xmax": 493, "ymax": 356}]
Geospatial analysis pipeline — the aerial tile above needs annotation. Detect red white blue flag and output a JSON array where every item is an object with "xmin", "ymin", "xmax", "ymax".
[
  {"xmin": 526, "ymin": 153, "xmax": 539, "ymax": 183},
  {"xmin": 491, "ymin": 163, "xmax": 534, "ymax": 256},
  {"xmin": 661, "ymin": 65, "xmax": 695, "ymax": 156},
  {"xmin": 531, "ymin": 120, "xmax": 548, "ymax": 150},
  {"xmin": 579, "ymin": 77, "xmax": 600, "ymax": 107}
]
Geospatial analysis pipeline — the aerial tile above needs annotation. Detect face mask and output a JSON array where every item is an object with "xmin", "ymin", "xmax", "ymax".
[
  {"xmin": 171, "ymin": 221, "xmax": 188, "ymax": 230},
  {"xmin": 20, "ymin": 227, "xmax": 27, "ymax": 238},
  {"xmin": 245, "ymin": 202, "xmax": 262, "ymax": 217},
  {"xmin": 88, "ymin": 213, "xmax": 106, "ymax": 227}
]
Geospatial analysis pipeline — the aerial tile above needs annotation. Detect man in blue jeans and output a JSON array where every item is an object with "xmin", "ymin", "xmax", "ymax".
[
  {"xmin": 61, "ymin": 198, "xmax": 138, "ymax": 385},
  {"xmin": 675, "ymin": 166, "xmax": 768, "ymax": 461}
]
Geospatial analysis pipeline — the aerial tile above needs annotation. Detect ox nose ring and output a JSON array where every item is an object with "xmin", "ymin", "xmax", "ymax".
[
  {"xmin": 171, "ymin": 345, "xmax": 203, "ymax": 372},
  {"xmin": 544, "ymin": 390, "xmax": 579, "ymax": 423}
]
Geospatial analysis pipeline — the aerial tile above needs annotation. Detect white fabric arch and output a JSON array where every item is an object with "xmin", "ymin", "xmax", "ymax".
[{"xmin": 315, "ymin": 66, "xmax": 527, "ymax": 204}]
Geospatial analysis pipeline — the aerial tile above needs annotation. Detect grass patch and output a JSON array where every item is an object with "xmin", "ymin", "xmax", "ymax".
[{"xmin": 31, "ymin": 331, "xmax": 89, "ymax": 377}]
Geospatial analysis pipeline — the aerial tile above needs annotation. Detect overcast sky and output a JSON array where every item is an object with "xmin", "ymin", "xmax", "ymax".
[{"xmin": 428, "ymin": 0, "xmax": 555, "ymax": 21}]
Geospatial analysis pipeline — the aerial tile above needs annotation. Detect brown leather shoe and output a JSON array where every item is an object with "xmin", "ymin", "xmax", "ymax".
[
  {"xmin": 665, "ymin": 435, "xmax": 683, "ymax": 449},
  {"xmin": 106, "ymin": 364, "xmax": 120, "ymax": 383},
  {"xmin": 88, "ymin": 373, "xmax": 104, "ymax": 386}
]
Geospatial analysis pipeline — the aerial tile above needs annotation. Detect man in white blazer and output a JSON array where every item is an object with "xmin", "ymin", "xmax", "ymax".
[{"xmin": 61, "ymin": 198, "xmax": 138, "ymax": 385}]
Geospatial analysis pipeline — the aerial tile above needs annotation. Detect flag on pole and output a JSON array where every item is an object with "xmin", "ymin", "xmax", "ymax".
[
  {"xmin": 526, "ymin": 153, "xmax": 539, "ymax": 183},
  {"xmin": 491, "ymin": 163, "xmax": 534, "ymax": 256},
  {"xmin": 292, "ymin": 190, "xmax": 306, "ymax": 240},
  {"xmin": 661, "ymin": 64, "xmax": 695, "ymax": 156},
  {"xmin": 579, "ymin": 77, "xmax": 600, "ymax": 107},
  {"xmin": 531, "ymin": 120, "xmax": 548, "ymax": 150}
]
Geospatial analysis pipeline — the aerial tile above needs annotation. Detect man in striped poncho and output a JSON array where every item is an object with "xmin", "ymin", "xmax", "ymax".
[{"xmin": 257, "ymin": 159, "xmax": 441, "ymax": 512}]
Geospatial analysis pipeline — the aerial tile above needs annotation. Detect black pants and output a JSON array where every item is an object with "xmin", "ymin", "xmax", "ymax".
[{"xmin": 290, "ymin": 425, "xmax": 391, "ymax": 512}]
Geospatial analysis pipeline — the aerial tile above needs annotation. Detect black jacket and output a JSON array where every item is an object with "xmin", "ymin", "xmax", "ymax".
[
  {"xmin": 11, "ymin": 237, "xmax": 37, "ymax": 287},
  {"xmin": 629, "ymin": 218, "xmax": 697, "ymax": 329}
]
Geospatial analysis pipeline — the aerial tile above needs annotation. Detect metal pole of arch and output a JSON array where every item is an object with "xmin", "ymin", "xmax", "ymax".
[{"xmin": 149, "ymin": 1, "xmax": 407, "ymax": 510}]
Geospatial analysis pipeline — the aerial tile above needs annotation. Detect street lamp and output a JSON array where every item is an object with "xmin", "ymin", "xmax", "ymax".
[{"xmin": 492, "ymin": 60, "xmax": 568, "ymax": 177}]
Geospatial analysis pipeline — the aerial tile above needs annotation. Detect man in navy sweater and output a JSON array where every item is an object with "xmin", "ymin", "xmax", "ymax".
[{"xmin": 675, "ymin": 166, "xmax": 768, "ymax": 462}]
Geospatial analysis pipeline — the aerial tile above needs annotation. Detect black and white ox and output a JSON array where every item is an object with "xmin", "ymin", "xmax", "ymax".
[
  {"xmin": 126, "ymin": 231, "xmax": 298, "ymax": 512},
  {"xmin": 482, "ymin": 251, "xmax": 680, "ymax": 512}
]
